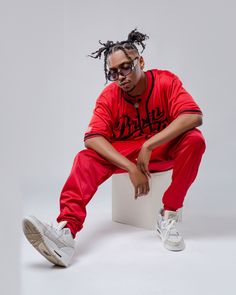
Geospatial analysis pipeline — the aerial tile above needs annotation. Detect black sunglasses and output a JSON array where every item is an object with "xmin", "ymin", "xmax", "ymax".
[{"xmin": 107, "ymin": 57, "xmax": 139, "ymax": 81}]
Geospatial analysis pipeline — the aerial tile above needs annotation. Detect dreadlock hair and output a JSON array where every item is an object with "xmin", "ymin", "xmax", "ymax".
[{"xmin": 88, "ymin": 29, "xmax": 149, "ymax": 84}]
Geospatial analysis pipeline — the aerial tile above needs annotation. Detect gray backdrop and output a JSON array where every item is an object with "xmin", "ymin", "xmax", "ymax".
[{"xmin": 1, "ymin": 1, "xmax": 235, "ymax": 294}]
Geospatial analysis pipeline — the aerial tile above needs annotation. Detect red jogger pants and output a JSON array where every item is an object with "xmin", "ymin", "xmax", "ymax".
[{"xmin": 57, "ymin": 128, "xmax": 206, "ymax": 238}]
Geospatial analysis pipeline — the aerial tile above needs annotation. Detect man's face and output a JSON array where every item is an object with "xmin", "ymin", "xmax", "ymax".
[{"xmin": 107, "ymin": 49, "xmax": 144, "ymax": 93}]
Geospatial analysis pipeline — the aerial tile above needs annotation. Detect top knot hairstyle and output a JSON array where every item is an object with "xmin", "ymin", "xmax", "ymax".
[{"xmin": 89, "ymin": 29, "xmax": 149, "ymax": 83}]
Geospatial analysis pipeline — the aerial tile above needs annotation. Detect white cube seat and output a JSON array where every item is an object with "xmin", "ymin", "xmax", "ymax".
[{"xmin": 112, "ymin": 170, "xmax": 173, "ymax": 230}]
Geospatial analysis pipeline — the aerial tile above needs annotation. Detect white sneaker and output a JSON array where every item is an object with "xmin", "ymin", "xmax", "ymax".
[
  {"xmin": 22, "ymin": 215, "xmax": 75, "ymax": 267},
  {"xmin": 156, "ymin": 208, "xmax": 185, "ymax": 251}
]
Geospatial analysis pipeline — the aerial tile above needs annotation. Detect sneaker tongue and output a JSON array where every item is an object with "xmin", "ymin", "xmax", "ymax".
[
  {"xmin": 63, "ymin": 228, "xmax": 71, "ymax": 235},
  {"xmin": 58, "ymin": 220, "xmax": 67, "ymax": 230},
  {"xmin": 164, "ymin": 210, "xmax": 178, "ymax": 221}
]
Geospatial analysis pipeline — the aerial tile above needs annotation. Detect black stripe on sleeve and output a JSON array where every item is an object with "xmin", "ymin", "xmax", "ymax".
[
  {"xmin": 84, "ymin": 133, "xmax": 111, "ymax": 141},
  {"xmin": 179, "ymin": 109, "xmax": 202, "ymax": 114}
]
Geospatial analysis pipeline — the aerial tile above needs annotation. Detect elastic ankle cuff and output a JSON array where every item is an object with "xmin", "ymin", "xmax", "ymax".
[{"xmin": 163, "ymin": 205, "xmax": 183, "ymax": 212}]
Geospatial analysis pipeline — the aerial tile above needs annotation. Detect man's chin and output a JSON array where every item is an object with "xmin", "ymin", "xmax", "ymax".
[
  {"xmin": 120, "ymin": 82, "xmax": 132, "ymax": 91},
  {"xmin": 126, "ymin": 85, "xmax": 137, "ymax": 94},
  {"xmin": 119, "ymin": 81, "xmax": 137, "ymax": 94}
]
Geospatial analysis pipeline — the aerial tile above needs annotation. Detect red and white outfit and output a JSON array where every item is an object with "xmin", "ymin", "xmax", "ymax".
[{"xmin": 57, "ymin": 69, "xmax": 206, "ymax": 237}]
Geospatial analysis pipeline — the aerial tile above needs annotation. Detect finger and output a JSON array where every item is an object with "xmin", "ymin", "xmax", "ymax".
[
  {"xmin": 142, "ymin": 182, "xmax": 148, "ymax": 195},
  {"xmin": 137, "ymin": 186, "xmax": 144, "ymax": 198},
  {"xmin": 146, "ymin": 167, "xmax": 151, "ymax": 178},
  {"xmin": 138, "ymin": 185, "xmax": 145, "ymax": 197},
  {"xmin": 137, "ymin": 185, "xmax": 142, "ymax": 198},
  {"xmin": 143, "ymin": 179, "xmax": 150, "ymax": 195},
  {"xmin": 135, "ymin": 186, "xmax": 138, "ymax": 199},
  {"xmin": 140, "ymin": 164, "xmax": 147, "ymax": 176},
  {"xmin": 142, "ymin": 164, "xmax": 151, "ymax": 178},
  {"xmin": 145, "ymin": 182, "xmax": 150, "ymax": 195}
]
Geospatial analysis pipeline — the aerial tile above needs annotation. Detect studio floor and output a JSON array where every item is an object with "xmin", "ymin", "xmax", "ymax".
[{"xmin": 21, "ymin": 183, "xmax": 236, "ymax": 295}]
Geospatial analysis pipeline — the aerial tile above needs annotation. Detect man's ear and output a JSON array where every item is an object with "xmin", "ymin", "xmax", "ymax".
[{"xmin": 139, "ymin": 56, "xmax": 145, "ymax": 70}]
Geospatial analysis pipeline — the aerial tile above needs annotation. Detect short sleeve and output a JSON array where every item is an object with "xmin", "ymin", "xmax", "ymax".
[
  {"xmin": 84, "ymin": 95, "xmax": 113, "ymax": 142},
  {"xmin": 167, "ymin": 75, "xmax": 203, "ymax": 121}
]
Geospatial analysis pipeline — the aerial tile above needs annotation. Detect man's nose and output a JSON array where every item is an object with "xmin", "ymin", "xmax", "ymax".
[{"xmin": 118, "ymin": 72, "xmax": 125, "ymax": 82}]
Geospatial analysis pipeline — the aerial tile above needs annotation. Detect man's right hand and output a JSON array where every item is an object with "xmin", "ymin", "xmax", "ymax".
[{"xmin": 128, "ymin": 164, "xmax": 150, "ymax": 199}]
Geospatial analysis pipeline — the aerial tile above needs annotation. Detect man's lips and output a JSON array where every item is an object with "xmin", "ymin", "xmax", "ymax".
[{"xmin": 119, "ymin": 81, "xmax": 130, "ymax": 87}]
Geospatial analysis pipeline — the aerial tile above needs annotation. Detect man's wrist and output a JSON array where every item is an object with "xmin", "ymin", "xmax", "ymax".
[
  {"xmin": 126, "ymin": 162, "xmax": 137, "ymax": 173},
  {"xmin": 143, "ymin": 140, "xmax": 154, "ymax": 151}
]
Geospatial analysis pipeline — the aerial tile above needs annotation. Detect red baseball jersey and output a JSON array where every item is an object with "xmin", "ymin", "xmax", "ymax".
[{"xmin": 84, "ymin": 69, "xmax": 202, "ymax": 142}]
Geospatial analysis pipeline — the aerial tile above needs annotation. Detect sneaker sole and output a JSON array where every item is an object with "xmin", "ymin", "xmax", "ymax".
[{"xmin": 22, "ymin": 217, "xmax": 68, "ymax": 267}]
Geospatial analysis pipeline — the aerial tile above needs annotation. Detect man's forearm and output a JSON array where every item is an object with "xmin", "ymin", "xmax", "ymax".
[
  {"xmin": 84, "ymin": 114, "xmax": 202, "ymax": 169},
  {"xmin": 144, "ymin": 114, "xmax": 203, "ymax": 151},
  {"xmin": 84, "ymin": 136, "xmax": 136, "ymax": 172}
]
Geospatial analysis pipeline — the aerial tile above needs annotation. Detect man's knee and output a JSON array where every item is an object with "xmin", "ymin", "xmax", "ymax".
[
  {"xmin": 184, "ymin": 129, "xmax": 206, "ymax": 153},
  {"xmin": 74, "ymin": 148, "xmax": 111, "ymax": 167},
  {"xmin": 72, "ymin": 149, "xmax": 98, "ymax": 165}
]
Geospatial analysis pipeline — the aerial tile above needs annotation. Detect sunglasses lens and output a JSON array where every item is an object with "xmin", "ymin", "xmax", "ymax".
[
  {"xmin": 119, "ymin": 65, "xmax": 132, "ymax": 77},
  {"xmin": 108, "ymin": 71, "xmax": 118, "ymax": 81}
]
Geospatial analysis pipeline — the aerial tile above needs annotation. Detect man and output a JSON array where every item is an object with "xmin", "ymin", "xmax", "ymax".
[{"xmin": 23, "ymin": 29, "xmax": 206, "ymax": 267}]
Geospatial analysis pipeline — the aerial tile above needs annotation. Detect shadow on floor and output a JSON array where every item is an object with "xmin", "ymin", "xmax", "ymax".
[{"xmin": 75, "ymin": 210, "xmax": 236, "ymax": 258}]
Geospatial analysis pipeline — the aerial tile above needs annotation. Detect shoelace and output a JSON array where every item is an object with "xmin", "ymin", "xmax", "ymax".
[
  {"xmin": 46, "ymin": 221, "xmax": 67, "ymax": 235},
  {"xmin": 161, "ymin": 219, "xmax": 178, "ymax": 241}
]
